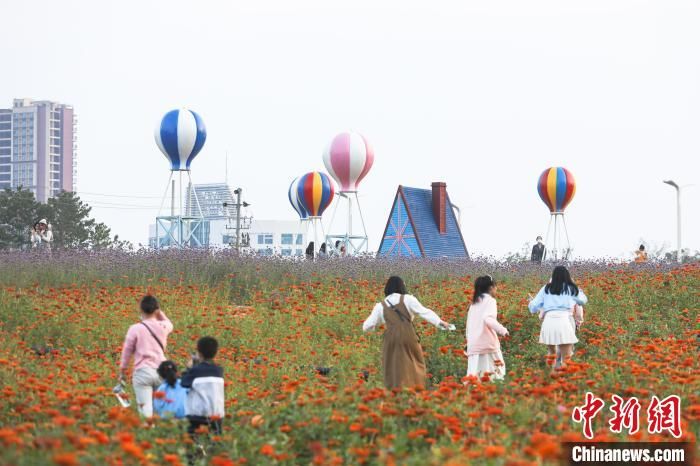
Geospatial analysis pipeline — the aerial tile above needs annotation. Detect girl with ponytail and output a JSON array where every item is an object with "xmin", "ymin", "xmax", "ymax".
[{"xmin": 153, "ymin": 360, "xmax": 188, "ymax": 419}]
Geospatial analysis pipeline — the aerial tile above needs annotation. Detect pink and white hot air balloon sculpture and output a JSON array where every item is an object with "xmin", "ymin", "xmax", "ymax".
[{"xmin": 322, "ymin": 132, "xmax": 374, "ymax": 193}]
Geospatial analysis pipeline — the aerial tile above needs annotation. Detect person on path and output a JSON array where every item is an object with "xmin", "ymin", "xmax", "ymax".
[
  {"xmin": 363, "ymin": 276, "xmax": 453, "ymax": 389},
  {"xmin": 119, "ymin": 295, "xmax": 173, "ymax": 418},
  {"xmin": 531, "ymin": 236, "xmax": 545, "ymax": 263},
  {"xmin": 465, "ymin": 275, "xmax": 509, "ymax": 381},
  {"xmin": 528, "ymin": 266, "xmax": 587, "ymax": 370}
]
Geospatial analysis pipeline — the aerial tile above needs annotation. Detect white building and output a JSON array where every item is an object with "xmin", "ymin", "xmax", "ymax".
[{"xmin": 245, "ymin": 219, "xmax": 307, "ymax": 256}]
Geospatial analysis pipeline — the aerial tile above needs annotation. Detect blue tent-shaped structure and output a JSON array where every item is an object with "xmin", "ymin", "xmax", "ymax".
[{"xmin": 377, "ymin": 182, "xmax": 468, "ymax": 258}]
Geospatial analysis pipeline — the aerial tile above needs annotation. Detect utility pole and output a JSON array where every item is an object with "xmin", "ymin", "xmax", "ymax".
[
  {"xmin": 234, "ymin": 188, "xmax": 242, "ymax": 252},
  {"xmin": 224, "ymin": 188, "xmax": 251, "ymax": 252},
  {"xmin": 663, "ymin": 180, "xmax": 681, "ymax": 262}
]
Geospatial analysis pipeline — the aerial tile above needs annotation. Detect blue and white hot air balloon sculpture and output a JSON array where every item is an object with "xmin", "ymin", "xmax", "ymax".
[
  {"xmin": 288, "ymin": 176, "xmax": 309, "ymax": 221},
  {"xmin": 154, "ymin": 109, "xmax": 207, "ymax": 171}
]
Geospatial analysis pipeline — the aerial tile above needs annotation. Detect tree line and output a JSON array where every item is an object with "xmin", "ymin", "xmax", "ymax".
[{"xmin": 0, "ymin": 187, "xmax": 129, "ymax": 250}]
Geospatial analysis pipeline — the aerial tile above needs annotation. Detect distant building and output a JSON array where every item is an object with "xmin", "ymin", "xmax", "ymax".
[
  {"xmin": 0, "ymin": 98, "xmax": 77, "ymax": 202},
  {"xmin": 185, "ymin": 183, "xmax": 237, "ymax": 218},
  {"xmin": 148, "ymin": 218, "xmax": 307, "ymax": 255},
  {"xmin": 377, "ymin": 182, "xmax": 468, "ymax": 258},
  {"xmin": 149, "ymin": 182, "xmax": 306, "ymax": 252},
  {"xmin": 245, "ymin": 220, "xmax": 307, "ymax": 256}
]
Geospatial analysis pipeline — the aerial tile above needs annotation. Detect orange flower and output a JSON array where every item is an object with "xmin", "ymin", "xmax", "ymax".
[
  {"xmin": 163, "ymin": 453, "xmax": 183, "ymax": 466},
  {"xmin": 52, "ymin": 452, "xmax": 78, "ymax": 466},
  {"xmin": 211, "ymin": 456, "xmax": 236, "ymax": 466},
  {"xmin": 153, "ymin": 391, "xmax": 166, "ymax": 400},
  {"xmin": 260, "ymin": 444, "xmax": 275, "ymax": 456},
  {"xmin": 535, "ymin": 441, "xmax": 560, "ymax": 459},
  {"xmin": 52, "ymin": 416, "xmax": 76, "ymax": 428},
  {"xmin": 121, "ymin": 441, "xmax": 144, "ymax": 460},
  {"xmin": 407, "ymin": 429, "xmax": 429, "ymax": 440},
  {"xmin": 484, "ymin": 445, "xmax": 505, "ymax": 457}
]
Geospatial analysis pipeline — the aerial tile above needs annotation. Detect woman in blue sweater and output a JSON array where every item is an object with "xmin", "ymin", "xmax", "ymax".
[{"xmin": 528, "ymin": 266, "xmax": 588, "ymax": 370}]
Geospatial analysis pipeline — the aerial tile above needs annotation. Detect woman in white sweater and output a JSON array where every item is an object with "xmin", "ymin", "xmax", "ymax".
[{"xmin": 363, "ymin": 276, "xmax": 452, "ymax": 389}]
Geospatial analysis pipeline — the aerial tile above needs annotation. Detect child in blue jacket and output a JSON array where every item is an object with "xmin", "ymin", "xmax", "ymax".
[{"xmin": 153, "ymin": 360, "xmax": 188, "ymax": 419}]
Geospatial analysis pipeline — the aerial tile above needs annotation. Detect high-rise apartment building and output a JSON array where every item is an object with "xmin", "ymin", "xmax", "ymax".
[{"xmin": 0, "ymin": 98, "xmax": 77, "ymax": 202}]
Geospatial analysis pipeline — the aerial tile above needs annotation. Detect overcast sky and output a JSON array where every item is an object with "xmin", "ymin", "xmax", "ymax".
[{"xmin": 2, "ymin": 0, "xmax": 698, "ymax": 258}]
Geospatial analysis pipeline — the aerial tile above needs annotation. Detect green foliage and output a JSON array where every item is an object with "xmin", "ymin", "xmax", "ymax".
[
  {"xmin": 0, "ymin": 188, "xmax": 120, "ymax": 250},
  {"xmin": 0, "ymin": 187, "xmax": 40, "ymax": 249}
]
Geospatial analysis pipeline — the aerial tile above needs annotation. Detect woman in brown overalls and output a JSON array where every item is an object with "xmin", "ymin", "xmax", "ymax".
[{"xmin": 362, "ymin": 276, "xmax": 452, "ymax": 389}]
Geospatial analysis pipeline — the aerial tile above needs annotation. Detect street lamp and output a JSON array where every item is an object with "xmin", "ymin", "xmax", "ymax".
[{"xmin": 663, "ymin": 180, "xmax": 681, "ymax": 262}]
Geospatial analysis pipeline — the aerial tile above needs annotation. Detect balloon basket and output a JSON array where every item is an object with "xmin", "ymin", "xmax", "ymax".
[
  {"xmin": 154, "ymin": 216, "xmax": 206, "ymax": 249},
  {"xmin": 154, "ymin": 170, "xmax": 206, "ymax": 249},
  {"xmin": 543, "ymin": 212, "xmax": 572, "ymax": 262},
  {"xmin": 324, "ymin": 191, "xmax": 369, "ymax": 255}
]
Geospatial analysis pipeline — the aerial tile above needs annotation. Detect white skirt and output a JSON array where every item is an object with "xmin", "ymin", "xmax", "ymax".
[
  {"xmin": 467, "ymin": 349, "xmax": 506, "ymax": 381},
  {"xmin": 539, "ymin": 311, "xmax": 578, "ymax": 345}
]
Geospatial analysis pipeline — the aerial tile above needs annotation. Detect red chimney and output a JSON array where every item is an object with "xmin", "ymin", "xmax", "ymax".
[{"xmin": 432, "ymin": 182, "xmax": 447, "ymax": 234}]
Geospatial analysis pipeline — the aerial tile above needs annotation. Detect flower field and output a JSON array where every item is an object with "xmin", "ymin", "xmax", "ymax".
[{"xmin": 0, "ymin": 251, "xmax": 698, "ymax": 465}]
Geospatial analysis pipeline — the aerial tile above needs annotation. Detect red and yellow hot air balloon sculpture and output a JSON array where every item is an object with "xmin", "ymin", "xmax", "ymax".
[
  {"xmin": 537, "ymin": 167, "xmax": 576, "ymax": 260},
  {"xmin": 290, "ymin": 171, "xmax": 335, "ymax": 257},
  {"xmin": 537, "ymin": 167, "xmax": 576, "ymax": 213}
]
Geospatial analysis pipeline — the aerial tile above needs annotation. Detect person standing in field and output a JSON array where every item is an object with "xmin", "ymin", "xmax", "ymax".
[
  {"xmin": 528, "ymin": 266, "xmax": 587, "ymax": 370},
  {"xmin": 119, "ymin": 295, "xmax": 173, "ymax": 418},
  {"xmin": 153, "ymin": 360, "xmax": 188, "ymax": 419},
  {"xmin": 30, "ymin": 219, "xmax": 52, "ymax": 249},
  {"xmin": 363, "ymin": 276, "xmax": 453, "ymax": 389},
  {"xmin": 180, "ymin": 336, "xmax": 225, "ymax": 434},
  {"xmin": 318, "ymin": 242, "xmax": 328, "ymax": 259},
  {"xmin": 305, "ymin": 242, "xmax": 315, "ymax": 261},
  {"xmin": 634, "ymin": 244, "xmax": 648, "ymax": 263},
  {"xmin": 465, "ymin": 275, "xmax": 509, "ymax": 381},
  {"xmin": 331, "ymin": 240, "xmax": 347, "ymax": 258},
  {"xmin": 531, "ymin": 236, "xmax": 545, "ymax": 263}
]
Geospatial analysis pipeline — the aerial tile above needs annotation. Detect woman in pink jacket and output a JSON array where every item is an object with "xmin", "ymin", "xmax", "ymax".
[
  {"xmin": 119, "ymin": 295, "xmax": 173, "ymax": 418},
  {"xmin": 465, "ymin": 275, "xmax": 509, "ymax": 381}
]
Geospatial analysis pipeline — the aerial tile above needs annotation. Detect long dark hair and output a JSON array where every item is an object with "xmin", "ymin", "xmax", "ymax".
[
  {"xmin": 384, "ymin": 276, "xmax": 407, "ymax": 296},
  {"xmin": 545, "ymin": 266, "xmax": 579, "ymax": 296},
  {"xmin": 472, "ymin": 275, "xmax": 495, "ymax": 303},
  {"xmin": 305, "ymin": 242, "xmax": 314, "ymax": 257},
  {"xmin": 157, "ymin": 360, "xmax": 178, "ymax": 388}
]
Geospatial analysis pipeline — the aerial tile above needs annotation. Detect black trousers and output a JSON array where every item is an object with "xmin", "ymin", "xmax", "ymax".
[
  {"xmin": 187, "ymin": 418, "xmax": 222, "ymax": 466},
  {"xmin": 187, "ymin": 417, "xmax": 222, "ymax": 436}
]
